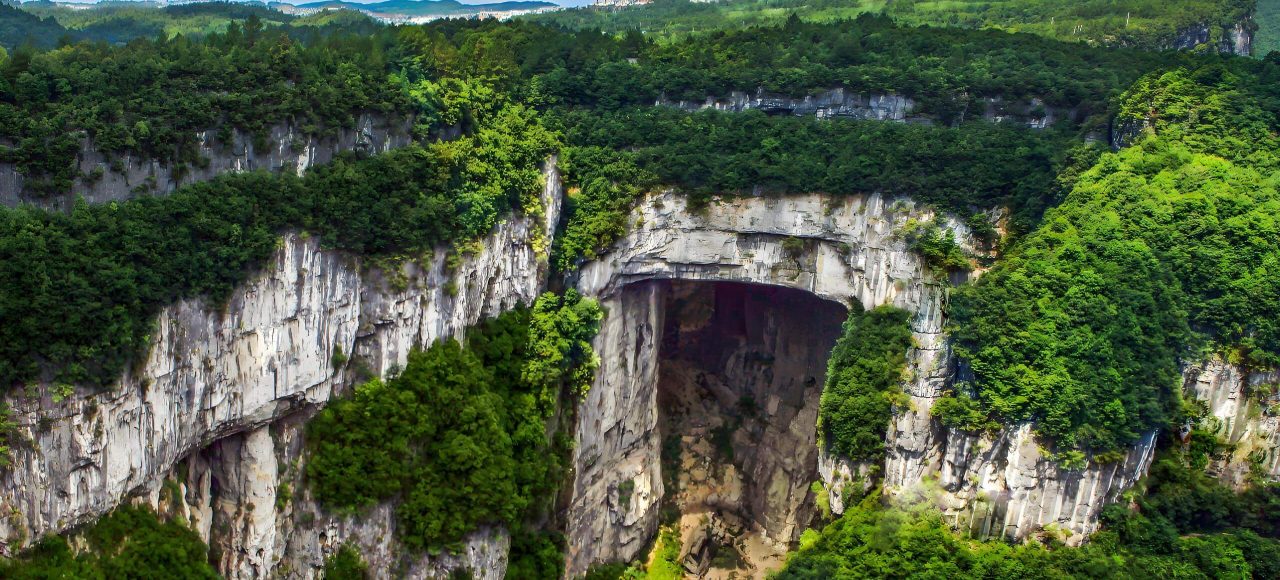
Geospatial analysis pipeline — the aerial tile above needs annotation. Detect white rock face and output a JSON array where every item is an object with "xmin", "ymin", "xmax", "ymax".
[
  {"xmin": 1183, "ymin": 357, "xmax": 1280, "ymax": 488},
  {"xmin": 0, "ymin": 160, "xmax": 562, "ymax": 579},
  {"xmin": 0, "ymin": 114, "xmax": 415, "ymax": 210}
]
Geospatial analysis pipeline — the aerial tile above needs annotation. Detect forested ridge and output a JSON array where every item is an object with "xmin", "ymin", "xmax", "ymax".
[{"xmin": 529, "ymin": 0, "xmax": 1256, "ymax": 50}]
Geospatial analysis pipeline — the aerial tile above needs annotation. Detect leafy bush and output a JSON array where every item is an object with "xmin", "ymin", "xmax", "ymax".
[
  {"xmin": 819, "ymin": 305, "xmax": 914, "ymax": 463},
  {"xmin": 899, "ymin": 219, "xmax": 970, "ymax": 272},
  {"xmin": 323, "ymin": 544, "xmax": 369, "ymax": 580}
]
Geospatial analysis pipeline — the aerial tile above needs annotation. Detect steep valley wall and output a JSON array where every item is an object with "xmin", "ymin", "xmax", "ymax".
[
  {"xmin": 562, "ymin": 189, "xmax": 1279, "ymax": 576},
  {"xmin": 0, "ymin": 160, "xmax": 561, "ymax": 578}
]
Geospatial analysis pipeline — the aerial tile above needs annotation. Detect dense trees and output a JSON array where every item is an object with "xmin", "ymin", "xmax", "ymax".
[
  {"xmin": 555, "ymin": 106, "xmax": 1067, "ymax": 226},
  {"xmin": 946, "ymin": 61, "xmax": 1280, "ymax": 454},
  {"xmin": 306, "ymin": 292, "xmax": 601, "ymax": 551},
  {"xmin": 780, "ymin": 436, "xmax": 1280, "ymax": 580},
  {"xmin": 0, "ymin": 24, "xmax": 413, "ymax": 195},
  {"xmin": 0, "ymin": 506, "xmax": 217, "ymax": 579},
  {"xmin": 542, "ymin": 14, "xmax": 1186, "ymax": 126},
  {"xmin": 530, "ymin": 0, "xmax": 1253, "ymax": 50}
]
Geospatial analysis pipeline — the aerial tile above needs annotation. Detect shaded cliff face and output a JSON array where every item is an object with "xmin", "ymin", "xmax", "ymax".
[
  {"xmin": 0, "ymin": 160, "xmax": 561, "ymax": 578},
  {"xmin": 1171, "ymin": 20, "xmax": 1254, "ymax": 55},
  {"xmin": 655, "ymin": 280, "xmax": 846, "ymax": 577},
  {"xmin": 0, "ymin": 114, "xmax": 415, "ymax": 210}
]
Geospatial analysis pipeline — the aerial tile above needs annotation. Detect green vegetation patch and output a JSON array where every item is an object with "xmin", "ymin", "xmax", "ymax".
[
  {"xmin": 306, "ymin": 292, "xmax": 601, "ymax": 551},
  {"xmin": 0, "ymin": 505, "xmax": 218, "ymax": 579},
  {"xmin": 0, "ymin": 23, "xmax": 412, "ymax": 195},
  {"xmin": 322, "ymin": 543, "xmax": 369, "ymax": 580},
  {"xmin": 555, "ymin": 106, "xmax": 1070, "ymax": 228},
  {"xmin": 947, "ymin": 61, "xmax": 1280, "ymax": 454},
  {"xmin": 778, "ymin": 438, "xmax": 1280, "ymax": 579},
  {"xmin": 542, "ymin": 14, "xmax": 1186, "ymax": 126},
  {"xmin": 819, "ymin": 305, "xmax": 914, "ymax": 464}
]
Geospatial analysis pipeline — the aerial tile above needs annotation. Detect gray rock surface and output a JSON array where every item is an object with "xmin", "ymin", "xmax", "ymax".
[
  {"xmin": 1183, "ymin": 357, "xmax": 1280, "ymax": 488},
  {"xmin": 567, "ymin": 190, "xmax": 973, "ymax": 574}
]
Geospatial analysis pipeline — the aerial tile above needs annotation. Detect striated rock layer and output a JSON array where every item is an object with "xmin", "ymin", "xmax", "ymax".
[
  {"xmin": 656, "ymin": 87, "xmax": 1076, "ymax": 129},
  {"xmin": 0, "ymin": 160, "xmax": 562, "ymax": 578},
  {"xmin": 0, "ymin": 114, "xmax": 415, "ymax": 210}
]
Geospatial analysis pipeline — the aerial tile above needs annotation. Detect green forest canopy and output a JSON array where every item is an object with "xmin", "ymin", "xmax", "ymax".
[
  {"xmin": 945, "ymin": 61, "xmax": 1280, "ymax": 454},
  {"xmin": 528, "ymin": 0, "xmax": 1254, "ymax": 50}
]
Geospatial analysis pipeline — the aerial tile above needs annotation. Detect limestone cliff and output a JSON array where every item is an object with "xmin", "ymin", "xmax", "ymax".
[
  {"xmin": 657, "ymin": 87, "xmax": 1075, "ymax": 129},
  {"xmin": 1170, "ymin": 18, "xmax": 1255, "ymax": 55},
  {"xmin": 1182, "ymin": 357, "xmax": 1280, "ymax": 488},
  {"xmin": 0, "ymin": 160, "xmax": 561, "ymax": 578},
  {"xmin": 0, "ymin": 114, "xmax": 415, "ymax": 210}
]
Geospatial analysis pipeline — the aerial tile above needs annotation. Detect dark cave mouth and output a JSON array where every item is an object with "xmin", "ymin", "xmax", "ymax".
[{"xmin": 650, "ymin": 280, "xmax": 847, "ymax": 576}]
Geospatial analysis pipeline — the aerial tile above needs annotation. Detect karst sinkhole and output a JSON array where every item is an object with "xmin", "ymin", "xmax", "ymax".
[{"xmin": 648, "ymin": 279, "xmax": 847, "ymax": 578}]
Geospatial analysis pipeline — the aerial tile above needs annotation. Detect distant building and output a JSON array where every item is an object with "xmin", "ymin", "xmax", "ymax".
[{"xmin": 593, "ymin": 0, "xmax": 652, "ymax": 8}]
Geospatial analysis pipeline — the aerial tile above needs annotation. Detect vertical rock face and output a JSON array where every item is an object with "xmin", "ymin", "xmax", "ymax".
[
  {"xmin": 567, "ymin": 190, "xmax": 970, "ymax": 575},
  {"xmin": 0, "ymin": 114, "xmax": 415, "ymax": 210},
  {"xmin": 654, "ymin": 280, "xmax": 848, "ymax": 577},
  {"xmin": 1183, "ymin": 358, "xmax": 1280, "ymax": 488},
  {"xmin": 1170, "ymin": 20, "xmax": 1254, "ymax": 55},
  {"xmin": 0, "ymin": 160, "xmax": 561, "ymax": 578},
  {"xmin": 566, "ymin": 189, "xmax": 1176, "ymax": 574}
]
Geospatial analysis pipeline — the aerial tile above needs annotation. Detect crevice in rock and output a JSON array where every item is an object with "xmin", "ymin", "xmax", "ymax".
[{"xmin": 651, "ymin": 280, "xmax": 846, "ymax": 578}]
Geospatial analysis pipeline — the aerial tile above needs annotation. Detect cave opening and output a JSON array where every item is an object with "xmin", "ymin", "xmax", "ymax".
[{"xmin": 652, "ymin": 279, "xmax": 847, "ymax": 578}]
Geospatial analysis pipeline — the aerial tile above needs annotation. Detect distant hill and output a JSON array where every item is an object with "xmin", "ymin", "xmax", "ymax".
[
  {"xmin": 0, "ymin": 2, "xmax": 67, "ymax": 48},
  {"xmin": 280, "ymin": 0, "xmax": 556, "ymax": 17}
]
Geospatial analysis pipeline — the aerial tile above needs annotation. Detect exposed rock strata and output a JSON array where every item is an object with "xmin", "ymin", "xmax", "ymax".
[
  {"xmin": 0, "ymin": 114, "xmax": 415, "ymax": 210},
  {"xmin": 655, "ymin": 280, "xmax": 847, "ymax": 577},
  {"xmin": 1171, "ymin": 19, "xmax": 1254, "ymax": 55},
  {"xmin": 1182, "ymin": 358, "xmax": 1280, "ymax": 488},
  {"xmin": 0, "ymin": 160, "xmax": 561, "ymax": 579},
  {"xmin": 656, "ymin": 87, "xmax": 1074, "ymax": 129}
]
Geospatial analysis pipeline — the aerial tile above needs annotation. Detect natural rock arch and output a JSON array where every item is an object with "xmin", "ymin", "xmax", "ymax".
[{"xmin": 564, "ymin": 190, "xmax": 1158, "ymax": 576}]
